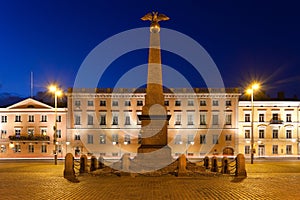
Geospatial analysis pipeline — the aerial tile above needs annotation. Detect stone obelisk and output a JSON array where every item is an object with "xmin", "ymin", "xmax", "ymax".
[{"xmin": 136, "ymin": 12, "xmax": 172, "ymax": 169}]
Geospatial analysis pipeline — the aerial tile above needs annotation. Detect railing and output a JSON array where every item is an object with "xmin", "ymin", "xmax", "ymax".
[
  {"xmin": 8, "ymin": 135, "xmax": 50, "ymax": 141},
  {"xmin": 269, "ymin": 119, "xmax": 284, "ymax": 124}
]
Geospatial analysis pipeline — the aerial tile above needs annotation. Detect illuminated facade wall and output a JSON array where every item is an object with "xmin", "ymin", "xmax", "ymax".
[
  {"xmin": 0, "ymin": 98, "xmax": 67, "ymax": 158},
  {"xmin": 238, "ymin": 101, "xmax": 300, "ymax": 158},
  {"xmin": 67, "ymin": 88, "xmax": 240, "ymax": 159}
]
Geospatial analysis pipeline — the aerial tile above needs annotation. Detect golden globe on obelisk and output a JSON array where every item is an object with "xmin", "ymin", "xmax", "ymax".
[{"xmin": 136, "ymin": 12, "xmax": 173, "ymax": 168}]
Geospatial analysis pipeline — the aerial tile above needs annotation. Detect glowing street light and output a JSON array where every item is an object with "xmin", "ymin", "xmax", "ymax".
[
  {"xmin": 246, "ymin": 83, "xmax": 260, "ymax": 164},
  {"xmin": 48, "ymin": 84, "xmax": 62, "ymax": 165}
]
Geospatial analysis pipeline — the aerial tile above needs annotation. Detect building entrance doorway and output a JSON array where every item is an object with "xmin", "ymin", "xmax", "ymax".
[{"xmin": 258, "ymin": 145, "xmax": 265, "ymax": 157}]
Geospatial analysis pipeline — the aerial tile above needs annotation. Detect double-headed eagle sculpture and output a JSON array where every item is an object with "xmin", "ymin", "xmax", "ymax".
[{"xmin": 141, "ymin": 12, "xmax": 169, "ymax": 32}]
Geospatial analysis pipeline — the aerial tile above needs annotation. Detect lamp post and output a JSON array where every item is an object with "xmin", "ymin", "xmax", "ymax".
[
  {"xmin": 49, "ymin": 85, "xmax": 62, "ymax": 165},
  {"xmin": 247, "ymin": 83, "xmax": 259, "ymax": 164}
]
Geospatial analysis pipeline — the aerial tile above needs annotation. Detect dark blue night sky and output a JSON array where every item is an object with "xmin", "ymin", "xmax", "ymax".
[{"xmin": 0, "ymin": 0, "xmax": 300, "ymax": 98}]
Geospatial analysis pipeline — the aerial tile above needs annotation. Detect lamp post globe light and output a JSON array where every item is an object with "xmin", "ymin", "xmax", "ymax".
[
  {"xmin": 49, "ymin": 85, "xmax": 62, "ymax": 165},
  {"xmin": 246, "ymin": 83, "xmax": 260, "ymax": 164}
]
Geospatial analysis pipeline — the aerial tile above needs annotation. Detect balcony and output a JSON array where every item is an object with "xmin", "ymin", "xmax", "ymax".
[
  {"xmin": 9, "ymin": 135, "xmax": 50, "ymax": 141},
  {"xmin": 269, "ymin": 119, "xmax": 284, "ymax": 124}
]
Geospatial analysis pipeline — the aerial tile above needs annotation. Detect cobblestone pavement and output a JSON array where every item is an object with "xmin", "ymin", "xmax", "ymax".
[{"xmin": 0, "ymin": 160, "xmax": 299, "ymax": 200}]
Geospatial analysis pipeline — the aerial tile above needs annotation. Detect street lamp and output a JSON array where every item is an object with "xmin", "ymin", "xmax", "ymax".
[
  {"xmin": 247, "ymin": 83, "xmax": 260, "ymax": 164},
  {"xmin": 49, "ymin": 85, "xmax": 62, "ymax": 165}
]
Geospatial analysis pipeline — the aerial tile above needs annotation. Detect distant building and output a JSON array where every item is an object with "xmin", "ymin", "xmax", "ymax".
[
  {"xmin": 0, "ymin": 98, "xmax": 67, "ymax": 159},
  {"xmin": 66, "ymin": 88, "xmax": 241, "ymax": 159},
  {"xmin": 238, "ymin": 101, "xmax": 300, "ymax": 158}
]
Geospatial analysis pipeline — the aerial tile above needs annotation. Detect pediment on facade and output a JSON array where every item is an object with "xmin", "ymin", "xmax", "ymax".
[{"xmin": 7, "ymin": 98, "xmax": 53, "ymax": 109}]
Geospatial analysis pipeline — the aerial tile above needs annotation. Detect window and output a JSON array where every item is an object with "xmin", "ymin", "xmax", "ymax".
[
  {"xmin": 286, "ymin": 114, "xmax": 292, "ymax": 122},
  {"xmin": 225, "ymin": 114, "xmax": 232, "ymax": 125},
  {"xmin": 15, "ymin": 115, "xmax": 21, "ymax": 122},
  {"xmin": 87, "ymin": 135, "xmax": 93, "ymax": 144},
  {"xmin": 125, "ymin": 116, "xmax": 131, "ymax": 125},
  {"xmin": 15, "ymin": 129, "xmax": 21, "ymax": 137},
  {"xmin": 137, "ymin": 100, "xmax": 143, "ymax": 106},
  {"xmin": 138, "ymin": 133, "xmax": 142, "ymax": 144},
  {"xmin": 28, "ymin": 115, "xmax": 34, "ymax": 122},
  {"xmin": 225, "ymin": 100, "xmax": 231, "ymax": 106},
  {"xmin": 75, "ymin": 100, "xmax": 80, "ymax": 107},
  {"xmin": 57, "ymin": 130, "xmax": 62, "ymax": 138},
  {"xmin": 14, "ymin": 144, "xmax": 21, "ymax": 153},
  {"xmin": 136, "ymin": 111, "xmax": 141, "ymax": 125},
  {"xmin": 175, "ymin": 100, "xmax": 181, "ymax": 106},
  {"xmin": 112, "ymin": 100, "xmax": 118, "ymax": 106},
  {"xmin": 175, "ymin": 113, "xmax": 181, "ymax": 125},
  {"xmin": 56, "ymin": 115, "xmax": 62, "ymax": 122},
  {"xmin": 0, "ymin": 145, "xmax": 6, "ymax": 153},
  {"xmin": 286, "ymin": 145, "xmax": 292, "ymax": 154},
  {"xmin": 164, "ymin": 101, "xmax": 169, "ymax": 106},
  {"xmin": 213, "ymin": 135, "xmax": 219, "ymax": 144},
  {"xmin": 272, "ymin": 145, "xmax": 278, "ymax": 154},
  {"xmin": 41, "ymin": 145, "xmax": 47, "ymax": 153},
  {"xmin": 212, "ymin": 100, "xmax": 219, "ymax": 106},
  {"xmin": 200, "ymin": 100, "xmax": 206, "ymax": 106},
  {"xmin": 112, "ymin": 115, "xmax": 118, "ymax": 125},
  {"xmin": 100, "ymin": 100, "xmax": 106, "ymax": 106},
  {"xmin": 200, "ymin": 113, "xmax": 206, "ymax": 125},
  {"xmin": 28, "ymin": 128, "xmax": 34, "ymax": 136},
  {"xmin": 1, "ymin": 130, "xmax": 7, "ymax": 139},
  {"xmin": 259, "ymin": 114, "xmax": 264, "ymax": 122},
  {"xmin": 212, "ymin": 114, "xmax": 218, "ymax": 125},
  {"xmin": 74, "ymin": 134, "xmax": 80, "ymax": 140},
  {"xmin": 41, "ymin": 128, "xmax": 47, "ymax": 136},
  {"xmin": 187, "ymin": 113, "xmax": 194, "ymax": 125},
  {"xmin": 259, "ymin": 129, "xmax": 265, "ymax": 139},
  {"xmin": 112, "ymin": 134, "xmax": 118, "ymax": 144},
  {"xmin": 1, "ymin": 116, "xmax": 7, "ymax": 123},
  {"xmin": 174, "ymin": 135, "xmax": 182, "ymax": 144},
  {"xmin": 99, "ymin": 134, "xmax": 106, "ymax": 144},
  {"xmin": 225, "ymin": 134, "xmax": 232, "ymax": 141},
  {"xmin": 272, "ymin": 113, "xmax": 279, "ymax": 120},
  {"xmin": 75, "ymin": 115, "xmax": 81, "ymax": 125},
  {"xmin": 286, "ymin": 130, "xmax": 292, "ymax": 139},
  {"xmin": 187, "ymin": 100, "xmax": 194, "ymax": 106},
  {"xmin": 245, "ymin": 130, "xmax": 250, "ymax": 139},
  {"xmin": 87, "ymin": 100, "xmax": 94, "ymax": 106},
  {"xmin": 245, "ymin": 114, "xmax": 250, "ymax": 122},
  {"xmin": 245, "ymin": 146, "xmax": 250, "ymax": 154},
  {"xmin": 272, "ymin": 129, "xmax": 278, "ymax": 139},
  {"xmin": 100, "ymin": 114, "xmax": 106, "ymax": 125},
  {"xmin": 41, "ymin": 115, "xmax": 47, "ymax": 122},
  {"xmin": 124, "ymin": 100, "xmax": 131, "ymax": 106},
  {"xmin": 88, "ymin": 115, "xmax": 94, "ymax": 125},
  {"xmin": 28, "ymin": 145, "xmax": 34, "ymax": 153},
  {"xmin": 200, "ymin": 135, "xmax": 206, "ymax": 144},
  {"xmin": 124, "ymin": 134, "xmax": 131, "ymax": 144},
  {"xmin": 187, "ymin": 135, "xmax": 194, "ymax": 144}
]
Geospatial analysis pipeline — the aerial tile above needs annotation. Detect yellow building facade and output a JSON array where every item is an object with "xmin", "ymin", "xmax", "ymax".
[
  {"xmin": 67, "ymin": 88, "xmax": 241, "ymax": 159},
  {"xmin": 0, "ymin": 98, "xmax": 68, "ymax": 159},
  {"xmin": 238, "ymin": 101, "xmax": 300, "ymax": 158}
]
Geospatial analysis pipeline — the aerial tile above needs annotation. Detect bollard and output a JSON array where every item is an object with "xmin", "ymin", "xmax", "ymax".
[
  {"xmin": 221, "ymin": 157, "xmax": 230, "ymax": 174},
  {"xmin": 63, "ymin": 153, "xmax": 78, "ymax": 182},
  {"xmin": 98, "ymin": 156, "xmax": 105, "ymax": 169},
  {"xmin": 90, "ymin": 156, "xmax": 97, "ymax": 172},
  {"xmin": 235, "ymin": 153, "xmax": 247, "ymax": 177},
  {"xmin": 80, "ymin": 154, "xmax": 88, "ymax": 173},
  {"xmin": 211, "ymin": 156, "xmax": 218, "ymax": 172},
  {"xmin": 177, "ymin": 154, "xmax": 187, "ymax": 176},
  {"xmin": 203, "ymin": 156, "xmax": 209, "ymax": 169}
]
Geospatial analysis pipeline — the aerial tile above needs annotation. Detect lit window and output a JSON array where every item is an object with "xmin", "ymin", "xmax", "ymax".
[
  {"xmin": 1, "ymin": 130, "xmax": 7, "ymax": 139},
  {"xmin": 28, "ymin": 128, "xmax": 34, "ymax": 136},
  {"xmin": 112, "ymin": 134, "xmax": 118, "ymax": 144},
  {"xmin": 187, "ymin": 135, "xmax": 194, "ymax": 144},
  {"xmin": 14, "ymin": 144, "xmax": 21, "ymax": 153},
  {"xmin": 41, "ymin": 128, "xmax": 47, "ymax": 136},
  {"xmin": 124, "ymin": 134, "xmax": 131, "ymax": 144},
  {"xmin": 99, "ymin": 134, "xmax": 106, "ymax": 144},
  {"xmin": 174, "ymin": 135, "xmax": 182, "ymax": 144},
  {"xmin": 15, "ymin": 129, "xmax": 21, "ymax": 137}
]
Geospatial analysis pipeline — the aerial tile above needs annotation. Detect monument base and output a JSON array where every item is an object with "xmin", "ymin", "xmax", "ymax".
[{"xmin": 130, "ymin": 145, "xmax": 174, "ymax": 173}]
